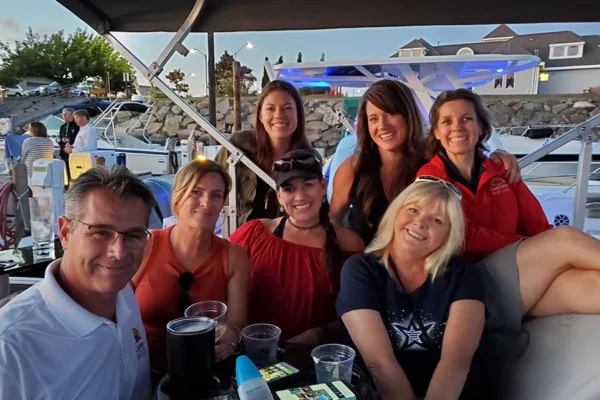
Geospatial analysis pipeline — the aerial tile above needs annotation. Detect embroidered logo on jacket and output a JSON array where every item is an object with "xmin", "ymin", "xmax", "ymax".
[{"xmin": 489, "ymin": 177, "xmax": 510, "ymax": 195}]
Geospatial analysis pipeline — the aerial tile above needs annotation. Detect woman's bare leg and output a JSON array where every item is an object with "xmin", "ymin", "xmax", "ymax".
[
  {"xmin": 516, "ymin": 226, "xmax": 600, "ymax": 315},
  {"xmin": 528, "ymin": 269, "xmax": 600, "ymax": 317}
]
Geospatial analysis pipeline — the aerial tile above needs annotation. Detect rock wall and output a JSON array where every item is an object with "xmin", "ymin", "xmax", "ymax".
[{"xmin": 121, "ymin": 95, "xmax": 600, "ymax": 156}]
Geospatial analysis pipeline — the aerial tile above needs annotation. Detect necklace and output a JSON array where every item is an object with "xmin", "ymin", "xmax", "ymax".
[{"xmin": 287, "ymin": 218, "xmax": 321, "ymax": 230}]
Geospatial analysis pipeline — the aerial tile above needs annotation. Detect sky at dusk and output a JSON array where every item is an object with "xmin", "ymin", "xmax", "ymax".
[{"xmin": 1, "ymin": 0, "xmax": 599, "ymax": 95}]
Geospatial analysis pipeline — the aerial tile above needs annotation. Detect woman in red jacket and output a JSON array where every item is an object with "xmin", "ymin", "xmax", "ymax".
[{"xmin": 418, "ymin": 88, "xmax": 600, "ymax": 354}]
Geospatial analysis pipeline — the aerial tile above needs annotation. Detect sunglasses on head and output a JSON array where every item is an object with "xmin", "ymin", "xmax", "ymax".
[
  {"xmin": 177, "ymin": 272, "xmax": 193, "ymax": 313},
  {"xmin": 414, "ymin": 175, "xmax": 463, "ymax": 200},
  {"xmin": 272, "ymin": 156, "xmax": 321, "ymax": 173}
]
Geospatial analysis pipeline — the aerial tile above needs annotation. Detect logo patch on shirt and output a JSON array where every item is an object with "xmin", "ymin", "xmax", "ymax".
[
  {"xmin": 132, "ymin": 328, "xmax": 142, "ymax": 343},
  {"xmin": 133, "ymin": 328, "xmax": 147, "ymax": 360},
  {"xmin": 489, "ymin": 177, "xmax": 510, "ymax": 195}
]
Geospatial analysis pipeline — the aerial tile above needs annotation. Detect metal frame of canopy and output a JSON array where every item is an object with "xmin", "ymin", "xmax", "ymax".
[
  {"xmin": 269, "ymin": 57, "xmax": 600, "ymax": 231},
  {"xmin": 55, "ymin": 0, "xmax": 600, "ymax": 234},
  {"xmin": 89, "ymin": 0, "xmax": 274, "ymax": 238}
]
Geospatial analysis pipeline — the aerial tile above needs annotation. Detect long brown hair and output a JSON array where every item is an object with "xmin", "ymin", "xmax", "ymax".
[
  {"xmin": 425, "ymin": 89, "xmax": 492, "ymax": 158},
  {"xmin": 353, "ymin": 79, "xmax": 427, "ymax": 231},
  {"xmin": 255, "ymin": 80, "xmax": 310, "ymax": 171}
]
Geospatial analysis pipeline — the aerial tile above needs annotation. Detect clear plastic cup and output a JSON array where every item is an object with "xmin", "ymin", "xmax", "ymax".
[
  {"xmin": 184, "ymin": 300, "xmax": 228, "ymax": 324},
  {"xmin": 311, "ymin": 343, "xmax": 356, "ymax": 384},
  {"xmin": 30, "ymin": 197, "xmax": 54, "ymax": 251},
  {"xmin": 241, "ymin": 323, "xmax": 281, "ymax": 366}
]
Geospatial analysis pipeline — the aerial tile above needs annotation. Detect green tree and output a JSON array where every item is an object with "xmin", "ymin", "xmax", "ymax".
[
  {"xmin": 215, "ymin": 50, "xmax": 257, "ymax": 97},
  {"xmin": 276, "ymin": 55, "xmax": 284, "ymax": 65},
  {"xmin": 261, "ymin": 57, "xmax": 270, "ymax": 89},
  {"xmin": 0, "ymin": 27, "xmax": 134, "ymax": 90},
  {"xmin": 165, "ymin": 69, "xmax": 189, "ymax": 95},
  {"xmin": 320, "ymin": 52, "xmax": 326, "ymax": 62},
  {"xmin": 297, "ymin": 52, "xmax": 303, "ymax": 63}
]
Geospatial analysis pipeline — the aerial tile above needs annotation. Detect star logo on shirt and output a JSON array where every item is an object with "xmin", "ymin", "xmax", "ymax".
[{"xmin": 393, "ymin": 316, "xmax": 433, "ymax": 350}]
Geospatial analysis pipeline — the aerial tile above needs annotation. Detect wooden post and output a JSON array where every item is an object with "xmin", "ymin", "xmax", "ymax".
[
  {"xmin": 233, "ymin": 61, "xmax": 242, "ymax": 132},
  {"xmin": 207, "ymin": 32, "xmax": 217, "ymax": 145},
  {"xmin": 11, "ymin": 163, "xmax": 30, "ymax": 244}
]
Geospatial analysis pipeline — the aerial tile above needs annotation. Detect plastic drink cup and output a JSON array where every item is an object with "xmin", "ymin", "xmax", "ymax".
[
  {"xmin": 241, "ymin": 324, "xmax": 281, "ymax": 366},
  {"xmin": 184, "ymin": 300, "xmax": 227, "ymax": 324},
  {"xmin": 30, "ymin": 197, "xmax": 54, "ymax": 250},
  {"xmin": 311, "ymin": 343, "xmax": 356, "ymax": 384}
]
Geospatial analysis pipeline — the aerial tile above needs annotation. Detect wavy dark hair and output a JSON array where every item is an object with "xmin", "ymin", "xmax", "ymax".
[
  {"xmin": 255, "ymin": 80, "xmax": 310, "ymax": 171},
  {"xmin": 319, "ymin": 198, "xmax": 344, "ymax": 277},
  {"xmin": 353, "ymin": 79, "xmax": 427, "ymax": 232},
  {"xmin": 425, "ymin": 89, "xmax": 492, "ymax": 158}
]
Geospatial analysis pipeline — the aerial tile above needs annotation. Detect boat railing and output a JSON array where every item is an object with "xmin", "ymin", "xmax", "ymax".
[{"xmin": 518, "ymin": 113, "xmax": 600, "ymax": 229}]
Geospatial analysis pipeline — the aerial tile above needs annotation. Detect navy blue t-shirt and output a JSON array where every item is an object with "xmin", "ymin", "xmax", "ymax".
[{"xmin": 336, "ymin": 253, "xmax": 484, "ymax": 397}]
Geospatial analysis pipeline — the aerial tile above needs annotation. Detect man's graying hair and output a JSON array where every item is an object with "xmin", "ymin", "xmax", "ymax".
[
  {"xmin": 62, "ymin": 108, "xmax": 75, "ymax": 114},
  {"xmin": 64, "ymin": 166, "xmax": 156, "ymax": 222}
]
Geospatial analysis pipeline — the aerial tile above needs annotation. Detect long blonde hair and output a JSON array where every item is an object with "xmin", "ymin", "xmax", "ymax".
[{"xmin": 366, "ymin": 180, "xmax": 465, "ymax": 279}]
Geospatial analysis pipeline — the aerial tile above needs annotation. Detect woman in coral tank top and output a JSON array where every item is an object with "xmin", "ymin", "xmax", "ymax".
[
  {"xmin": 229, "ymin": 149, "xmax": 364, "ymax": 345},
  {"xmin": 133, "ymin": 160, "xmax": 250, "ymax": 373}
]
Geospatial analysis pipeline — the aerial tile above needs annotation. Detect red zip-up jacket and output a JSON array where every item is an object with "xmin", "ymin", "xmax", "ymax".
[{"xmin": 417, "ymin": 155, "xmax": 553, "ymax": 262}]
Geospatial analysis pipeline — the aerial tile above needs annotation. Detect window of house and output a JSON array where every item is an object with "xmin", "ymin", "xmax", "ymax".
[
  {"xmin": 567, "ymin": 45, "xmax": 579, "ymax": 56},
  {"xmin": 505, "ymin": 73, "xmax": 515, "ymax": 89},
  {"xmin": 494, "ymin": 78, "xmax": 503, "ymax": 89},
  {"xmin": 552, "ymin": 46, "xmax": 565, "ymax": 57}
]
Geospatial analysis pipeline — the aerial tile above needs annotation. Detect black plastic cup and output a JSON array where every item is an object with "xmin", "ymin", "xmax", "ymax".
[{"xmin": 166, "ymin": 316, "xmax": 217, "ymax": 395}]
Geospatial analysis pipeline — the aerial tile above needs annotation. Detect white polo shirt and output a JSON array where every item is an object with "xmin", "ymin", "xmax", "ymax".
[
  {"xmin": 0, "ymin": 259, "xmax": 151, "ymax": 400},
  {"xmin": 72, "ymin": 123, "xmax": 98, "ymax": 152}
]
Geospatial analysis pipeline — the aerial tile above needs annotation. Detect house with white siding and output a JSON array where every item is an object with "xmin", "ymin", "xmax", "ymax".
[{"xmin": 391, "ymin": 24, "xmax": 600, "ymax": 95}]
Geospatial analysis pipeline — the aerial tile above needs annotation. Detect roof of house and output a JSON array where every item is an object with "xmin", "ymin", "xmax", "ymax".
[
  {"xmin": 392, "ymin": 38, "xmax": 441, "ymax": 57},
  {"xmin": 583, "ymin": 35, "xmax": 600, "ymax": 46},
  {"xmin": 394, "ymin": 26, "xmax": 600, "ymax": 68},
  {"xmin": 483, "ymin": 24, "xmax": 517, "ymax": 39}
]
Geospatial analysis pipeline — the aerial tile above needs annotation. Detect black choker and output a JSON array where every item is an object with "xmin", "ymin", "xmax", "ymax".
[{"xmin": 287, "ymin": 218, "xmax": 321, "ymax": 230}]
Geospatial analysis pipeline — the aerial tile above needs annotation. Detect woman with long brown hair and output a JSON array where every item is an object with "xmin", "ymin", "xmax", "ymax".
[
  {"xmin": 330, "ymin": 79, "xmax": 521, "ymax": 246},
  {"xmin": 214, "ymin": 80, "xmax": 317, "ymax": 226}
]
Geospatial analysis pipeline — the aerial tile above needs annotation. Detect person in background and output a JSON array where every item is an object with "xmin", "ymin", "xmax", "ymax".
[
  {"xmin": 215, "ymin": 80, "xmax": 317, "ymax": 226},
  {"xmin": 58, "ymin": 107, "xmax": 79, "ymax": 181},
  {"xmin": 329, "ymin": 79, "xmax": 521, "ymax": 246},
  {"xmin": 66, "ymin": 109, "xmax": 97, "ymax": 153},
  {"xmin": 418, "ymin": 88, "xmax": 600, "ymax": 365},
  {"xmin": 21, "ymin": 121, "xmax": 55, "ymax": 178},
  {"xmin": 337, "ymin": 180, "xmax": 485, "ymax": 400},
  {"xmin": 0, "ymin": 167, "xmax": 155, "ymax": 399},
  {"xmin": 133, "ymin": 159, "xmax": 250, "ymax": 373},
  {"xmin": 230, "ymin": 149, "xmax": 364, "ymax": 345}
]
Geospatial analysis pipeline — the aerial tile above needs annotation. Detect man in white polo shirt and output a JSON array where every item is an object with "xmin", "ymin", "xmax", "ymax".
[
  {"xmin": 0, "ymin": 166, "xmax": 155, "ymax": 399},
  {"xmin": 65, "ymin": 108, "xmax": 98, "ymax": 153}
]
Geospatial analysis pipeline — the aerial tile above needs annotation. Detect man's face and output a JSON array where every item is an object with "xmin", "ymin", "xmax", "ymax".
[
  {"xmin": 58, "ymin": 189, "xmax": 150, "ymax": 297},
  {"xmin": 62, "ymin": 111, "xmax": 74, "ymax": 123},
  {"xmin": 73, "ymin": 113, "xmax": 87, "ymax": 127}
]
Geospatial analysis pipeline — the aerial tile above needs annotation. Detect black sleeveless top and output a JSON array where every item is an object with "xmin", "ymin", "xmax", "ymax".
[{"xmin": 344, "ymin": 175, "xmax": 389, "ymax": 246}]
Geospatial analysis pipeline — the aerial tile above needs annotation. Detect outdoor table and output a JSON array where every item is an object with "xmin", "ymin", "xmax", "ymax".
[{"xmin": 154, "ymin": 342, "xmax": 375, "ymax": 399}]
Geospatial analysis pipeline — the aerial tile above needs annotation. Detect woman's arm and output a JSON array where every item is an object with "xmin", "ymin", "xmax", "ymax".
[
  {"xmin": 224, "ymin": 242, "xmax": 250, "ymax": 330},
  {"xmin": 215, "ymin": 243, "xmax": 250, "ymax": 360},
  {"xmin": 425, "ymin": 299, "xmax": 485, "ymax": 400},
  {"xmin": 342, "ymin": 309, "xmax": 415, "ymax": 400},
  {"xmin": 329, "ymin": 158, "xmax": 355, "ymax": 225}
]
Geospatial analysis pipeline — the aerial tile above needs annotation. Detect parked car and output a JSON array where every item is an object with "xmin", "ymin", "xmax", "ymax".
[
  {"xmin": 25, "ymin": 87, "xmax": 42, "ymax": 96},
  {"xmin": 70, "ymin": 86, "xmax": 91, "ymax": 97},
  {"xmin": 0, "ymin": 85, "xmax": 24, "ymax": 97},
  {"xmin": 39, "ymin": 82, "xmax": 62, "ymax": 95}
]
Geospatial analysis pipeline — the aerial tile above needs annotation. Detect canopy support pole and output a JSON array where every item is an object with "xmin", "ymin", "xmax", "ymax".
[{"xmin": 101, "ymin": 7, "xmax": 275, "ymax": 237}]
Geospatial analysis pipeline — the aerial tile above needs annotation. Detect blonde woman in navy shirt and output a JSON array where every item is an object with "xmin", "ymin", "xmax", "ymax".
[{"xmin": 337, "ymin": 179, "xmax": 485, "ymax": 400}]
